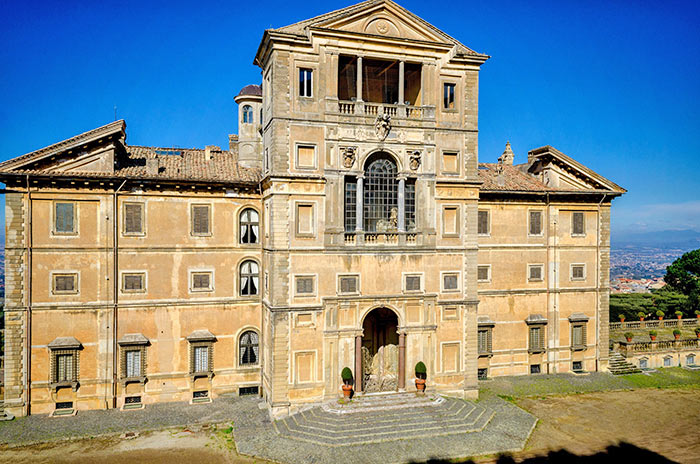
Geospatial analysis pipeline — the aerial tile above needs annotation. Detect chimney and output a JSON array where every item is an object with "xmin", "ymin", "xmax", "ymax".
[
  {"xmin": 204, "ymin": 145, "xmax": 220, "ymax": 161},
  {"xmin": 146, "ymin": 158, "xmax": 159, "ymax": 176},
  {"xmin": 498, "ymin": 141, "xmax": 515, "ymax": 165}
]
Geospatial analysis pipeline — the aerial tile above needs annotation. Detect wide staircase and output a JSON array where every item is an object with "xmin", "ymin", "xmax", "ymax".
[
  {"xmin": 608, "ymin": 350, "xmax": 642, "ymax": 375},
  {"xmin": 274, "ymin": 392, "xmax": 494, "ymax": 446}
]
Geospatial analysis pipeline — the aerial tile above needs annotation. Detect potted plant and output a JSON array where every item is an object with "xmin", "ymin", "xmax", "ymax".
[
  {"xmin": 618, "ymin": 314, "xmax": 626, "ymax": 323},
  {"xmin": 415, "ymin": 361, "xmax": 427, "ymax": 393},
  {"xmin": 656, "ymin": 310, "xmax": 664, "ymax": 320},
  {"xmin": 649, "ymin": 330, "xmax": 658, "ymax": 341},
  {"xmin": 341, "ymin": 367, "xmax": 353, "ymax": 399},
  {"xmin": 675, "ymin": 310, "xmax": 683, "ymax": 320},
  {"xmin": 695, "ymin": 327, "xmax": 700, "ymax": 339},
  {"xmin": 638, "ymin": 312, "xmax": 646, "ymax": 321},
  {"xmin": 695, "ymin": 310, "xmax": 700, "ymax": 319},
  {"xmin": 673, "ymin": 329, "xmax": 682, "ymax": 340},
  {"xmin": 623, "ymin": 332, "xmax": 634, "ymax": 343}
]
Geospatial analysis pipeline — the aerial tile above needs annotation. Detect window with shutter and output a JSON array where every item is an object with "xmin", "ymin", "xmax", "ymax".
[
  {"xmin": 53, "ymin": 274, "xmax": 77, "ymax": 294},
  {"xmin": 571, "ymin": 265, "xmax": 585, "ymax": 281},
  {"xmin": 56, "ymin": 354, "xmax": 74, "ymax": 382},
  {"xmin": 478, "ymin": 210, "xmax": 490, "ymax": 235},
  {"xmin": 55, "ymin": 202, "xmax": 75, "ymax": 234},
  {"xmin": 124, "ymin": 203, "xmax": 144, "ymax": 235},
  {"xmin": 529, "ymin": 211, "xmax": 543, "ymax": 235},
  {"xmin": 192, "ymin": 272, "xmax": 212, "ymax": 291},
  {"xmin": 477, "ymin": 266, "xmax": 490, "ymax": 282},
  {"xmin": 528, "ymin": 265, "xmax": 543, "ymax": 282},
  {"xmin": 295, "ymin": 276, "xmax": 314, "ymax": 295},
  {"xmin": 571, "ymin": 323, "xmax": 587, "ymax": 349},
  {"xmin": 442, "ymin": 151, "xmax": 459, "ymax": 173},
  {"xmin": 122, "ymin": 273, "xmax": 145, "ymax": 292},
  {"xmin": 443, "ymin": 273, "xmax": 459, "ymax": 291},
  {"xmin": 191, "ymin": 205, "xmax": 211, "ymax": 236},
  {"xmin": 339, "ymin": 276, "xmax": 358, "ymax": 294},
  {"xmin": 572, "ymin": 212, "xmax": 585, "ymax": 235},
  {"xmin": 477, "ymin": 329, "xmax": 489, "ymax": 354},
  {"xmin": 529, "ymin": 326, "xmax": 545, "ymax": 353},
  {"xmin": 405, "ymin": 275, "xmax": 421, "ymax": 291}
]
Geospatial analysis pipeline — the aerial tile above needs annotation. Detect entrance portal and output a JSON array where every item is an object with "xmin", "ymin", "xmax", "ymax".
[{"xmin": 361, "ymin": 308, "xmax": 399, "ymax": 392}]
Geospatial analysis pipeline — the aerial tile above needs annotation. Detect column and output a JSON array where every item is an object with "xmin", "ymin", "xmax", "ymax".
[
  {"xmin": 355, "ymin": 175, "xmax": 364, "ymax": 232},
  {"xmin": 356, "ymin": 56, "xmax": 363, "ymax": 102},
  {"xmin": 398, "ymin": 60, "xmax": 405, "ymax": 105},
  {"xmin": 398, "ymin": 332, "xmax": 406, "ymax": 390},
  {"xmin": 397, "ymin": 176, "xmax": 405, "ymax": 232},
  {"xmin": 355, "ymin": 335, "xmax": 363, "ymax": 392}
]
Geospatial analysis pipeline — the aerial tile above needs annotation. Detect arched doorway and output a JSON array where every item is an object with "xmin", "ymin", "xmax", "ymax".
[{"xmin": 361, "ymin": 308, "xmax": 400, "ymax": 393}]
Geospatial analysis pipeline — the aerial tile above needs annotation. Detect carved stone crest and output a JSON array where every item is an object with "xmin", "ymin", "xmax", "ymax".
[
  {"xmin": 374, "ymin": 114, "xmax": 391, "ymax": 141},
  {"xmin": 342, "ymin": 146, "xmax": 357, "ymax": 168},
  {"xmin": 409, "ymin": 150, "xmax": 421, "ymax": 171}
]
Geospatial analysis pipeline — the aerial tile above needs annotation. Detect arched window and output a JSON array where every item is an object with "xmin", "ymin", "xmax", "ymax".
[
  {"xmin": 239, "ymin": 208, "xmax": 259, "ymax": 244},
  {"xmin": 364, "ymin": 155, "xmax": 398, "ymax": 232},
  {"xmin": 240, "ymin": 260, "xmax": 259, "ymax": 296},
  {"xmin": 242, "ymin": 105, "xmax": 253, "ymax": 124},
  {"xmin": 239, "ymin": 330, "xmax": 259, "ymax": 366}
]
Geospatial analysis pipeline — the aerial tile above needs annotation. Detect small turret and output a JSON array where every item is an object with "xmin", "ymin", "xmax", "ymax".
[
  {"xmin": 498, "ymin": 141, "xmax": 515, "ymax": 165},
  {"xmin": 233, "ymin": 84, "xmax": 263, "ymax": 169}
]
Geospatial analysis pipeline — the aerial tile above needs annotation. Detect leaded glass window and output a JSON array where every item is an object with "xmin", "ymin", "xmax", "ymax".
[
  {"xmin": 240, "ymin": 208, "xmax": 259, "ymax": 244},
  {"xmin": 240, "ymin": 260, "xmax": 259, "ymax": 296},
  {"xmin": 405, "ymin": 178, "xmax": 416, "ymax": 231},
  {"xmin": 364, "ymin": 156, "xmax": 398, "ymax": 232},
  {"xmin": 239, "ymin": 331, "xmax": 259, "ymax": 366},
  {"xmin": 344, "ymin": 177, "xmax": 357, "ymax": 232},
  {"xmin": 125, "ymin": 350, "xmax": 142, "ymax": 378},
  {"xmin": 194, "ymin": 346, "xmax": 209, "ymax": 373},
  {"xmin": 56, "ymin": 353, "xmax": 74, "ymax": 382}
]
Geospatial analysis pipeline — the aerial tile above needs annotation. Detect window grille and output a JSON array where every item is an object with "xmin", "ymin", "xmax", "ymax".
[
  {"xmin": 529, "ymin": 265, "xmax": 543, "ymax": 282},
  {"xmin": 192, "ymin": 205, "xmax": 211, "ymax": 235},
  {"xmin": 239, "ymin": 331, "xmax": 259, "ymax": 366},
  {"xmin": 54, "ymin": 274, "xmax": 77, "ymax": 293},
  {"xmin": 239, "ymin": 386, "xmax": 259, "ymax": 396},
  {"xmin": 124, "ymin": 203, "xmax": 144, "ymax": 234},
  {"xmin": 572, "ymin": 324, "xmax": 586, "ymax": 348},
  {"xmin": 572, "ymin": 361, "xmax": 583, "ymax": 372},
  {"xmin": 55, "ymin": 202, "xmax": 75, "ymax": 234},
  {"xmin": 443, "ymin": 83, "xmax": 455, "ymax": 109},
  {"xmin": 344, "ymin": 177, "xmax": 357, "ymax": 232},
  {"xmin": 194, "ymin": 346, "xmax": 209, "ymax": 373},
  {"xmin": 529, "ymin": 211, "xmax": 542, "ymax": 235},
  {"xmin": 478, "ymin": 210, "xmax": 489, "ymax": 235},
  {"xmin": 364, "ymin": 156, "xmax": 398, "ymax": 232},
  {"xmin": 572, "ymin": 265, "xmax": 585, "ymax": 280},
  {"xmin": 123, "ymin": 273, "xmax": 144, "ymax": 292},
  {"xmin": 530, "ymin": 364, "xmax": 541, "ymax": 374},
  {"xmin": 405, "ymin": 275, "xmax": 421, "ymax": 291},
  {"xmin": 299, "ymin": 68, "xmax": 313, "ymax": 97},
  {"xmin": 192, "ymin": 272, "xmax": 212, "ymax": 291},
  {"xmin": 443, "ymin": 273, "xmax": 458, "ymax": 291},
  {"xmin": 242, "ymin": 105, "xmax": 253, "ymax": 124},
  {"xmin": 477, "ymin": 368, "xmax": 488, "ymax": 380},
  {"xmin": 405, "ymin": 178, "xmax": 416, "ymax": 231},
  {"xmin": 572, "ymin": 212, "xmax": 585, "ymax": 235},
  {"xmin": 240, "ymin": 208, "xmax": 259, "ymax": 244},
  {"xmin": 56, "ymin": 354, "xmax": 74, "ymax": 382},
  {"xmin": 529, "ymin": 326, "xmax": 545, "ymax": 353},
  {"xmin": 125, "ymin": 396, "xmax": 142, "ymax": 405},
  {"xmin": 339, "ymin": 276, "xmax": 358, "ymax": 294},
  {"xmin": 478, "ymin": 329, "xmax": 492, "ymax": 355},
  {"xmin": 193, "ymin": 390, "xmax": 209, "ymax": 399},
  {"xmin": 55, "ymin": 401, "xmax": 73, "ymax": 410},
  {"xmin": 296, "ymin": 277, "xmax": 314, "ymax": 295},
  {"xmin": 240, "ymin": 260, "xmax": 259, "ymax": 296},
  {"xmin": 125, "ymin": 350, "xmax": 142, "ymax": 378},
  {"xmin": 477, "ymin": 266, "xmax": 490, "ymax": 282}
]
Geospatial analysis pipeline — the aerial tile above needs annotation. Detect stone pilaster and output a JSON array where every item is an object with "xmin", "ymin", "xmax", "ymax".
[{"xmin": 597, "ymin": 205, "xmax": 612, "ymax": 370}]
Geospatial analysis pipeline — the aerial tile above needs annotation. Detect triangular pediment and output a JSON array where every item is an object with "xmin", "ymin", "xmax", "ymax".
[{"xmin": 0, "ymin": 120, "xmax": 125, "ymax": 176}]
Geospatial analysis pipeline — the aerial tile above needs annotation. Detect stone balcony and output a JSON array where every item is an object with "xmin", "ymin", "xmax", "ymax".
[{"xmin": 333, "ymin": 100, "xmax": 436, "ymax": 121}]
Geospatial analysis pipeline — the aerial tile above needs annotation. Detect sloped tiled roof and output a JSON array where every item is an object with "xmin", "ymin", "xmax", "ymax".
[{"xmin": 478, "ymin": 163, "xmax": 552, "ymax": 192}]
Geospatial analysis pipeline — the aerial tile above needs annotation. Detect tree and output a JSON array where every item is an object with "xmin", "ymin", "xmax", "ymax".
[{"xmin": 665, "ymin": 249, "xmax": 700, "ymax": 312}]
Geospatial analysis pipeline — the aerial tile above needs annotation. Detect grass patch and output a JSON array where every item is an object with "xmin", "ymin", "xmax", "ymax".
[{"xmin": 622, "ymin": 367, "xmax": 700, "ymax": 389}]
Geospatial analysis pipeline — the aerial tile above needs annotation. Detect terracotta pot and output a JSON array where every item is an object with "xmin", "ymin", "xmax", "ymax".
[
  {"xmin": 415, "ymin": 378, "xmax": 426, "ymax": 392},
  {"xmin": 625, "ymin": 337, "xmax": 633, "ymax": 342},
  {"xmin": 697, "ymin": 333, "xmax": 700, "ymax": 339},
  {"xmin": 640, "ymin": 317, "xmax": 645, "ymax": 321},
  {"xmin": 677, "ymin": 315, "xmax": 683, "ymax": 320},
  {"xmin": 658, "ymin": 316, "xmax": 663, "ymax": 320},
  {"xmin": 696, "ymin": 314, "xmax": 700, "ymax": 319},
  {"xmin": 650, "ymin": 335, "xmax": 657, "ymax": 341},
  {"xmin": 620, "ymin": 318, "xmax": 625, "ymax": 323},
  {"xmin": 674, "ymin": 334, "xmax": 681, "ymax": 340},
  {"xmin": 342, "ymin": 383, "xmax": 353, "ymax": 399}
]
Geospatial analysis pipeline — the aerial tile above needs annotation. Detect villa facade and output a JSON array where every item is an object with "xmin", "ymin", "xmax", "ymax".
[{"xmin": 0, "ymin": 0, "xmax": 625, "ymax": 418}]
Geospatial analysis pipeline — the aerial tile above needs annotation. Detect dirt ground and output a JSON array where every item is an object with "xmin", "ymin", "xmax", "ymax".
[
  {"xmin": 1, "ymin": 388, "xmax": 698, "ymax": 464},
  {"xmin": 517, "ymin": 388, "xmax": 700, "ymax": 463}
]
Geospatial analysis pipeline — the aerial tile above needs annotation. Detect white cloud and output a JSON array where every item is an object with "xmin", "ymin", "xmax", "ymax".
[{"xmin": 613, "ymin": 200, "xmax": 700, "ymax": 233}]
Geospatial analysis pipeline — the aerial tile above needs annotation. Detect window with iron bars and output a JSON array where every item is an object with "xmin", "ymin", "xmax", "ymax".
[{"xmin": 364, "ymin": 156, "xmax": 398, "ymax": 232}]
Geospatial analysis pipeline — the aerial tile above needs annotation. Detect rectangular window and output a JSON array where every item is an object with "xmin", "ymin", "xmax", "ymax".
[
  {"xmin": 125, "ymin": 350, "xmax": 142, "ymax": 378},
  {"xmin": 239, "ymin": 386, "xmax": 259, "ymax": 396},
  {"xmin": 194, "ymin": 346, "xmax": 209, "ymax": 373},
  {"xmin": 477, "ymin": 329, "xmax": 492, "ymax": 355},
  {"xmin": 529, "ymin": 210, "xmax": 543, "ymax": 236},
  {"xmin": 339, "ymin": 275, "xmax": 358, "ymax": 294},
  {"xmin": 124, "ymin": 202, "xmax": 144, "ymax": 235},
  {"xmin": 572, "ymin": 361, "xmax": 583, "ymax": 372},
  {"xmin": 191, "ymin": 204, "xmax": 211, "ymax": 236},
  {"xmin": 296, "ymin": 204, "xmax": 314, "ymax": 236},
  {"xmin": 664, "ymin": 357, "xmax": 672, "ymax": 367},
  {"xmin": 191, "ymin": 272, "xmax": 213, "ymax": 292},
  {"xmin": 571, "ymin": 264, "xmax": 585, "ymax": 281},
  {"xmin": 443, "ymin": 273, "xmax": 459, "ymax": 291},
  {"xmin": 296, "ymin": 145, "xmax": 316, "ymax": 169},
  {"xmin": 572, "ymin": 211, "xmax": 585, "ymax": 236},
  {"xmin": 640, "ymin": 358, "xmax": 648, "ymax": 369},
  {"xmin": 443, "ymin": 206, "xmax": 459, "ymax": 236},
  {"xmin": 53, "ymin": 273, "xmax": 78, "ymax": 294},
  {"xmin": 529, "ymin": 326, "xmax": 545, "ymax": 353},
  {"xmin": 295, "ymin": 276, "xmax": 314, "ymax": 295},
  {"xmin": 477, "ymin": 368, "xmax": 488, "ymax": 380},
  {"xmin": 122, "ymin": 273, "xmax": 145, "ymax": 292},
  {"xmin": 528, "ymin": 264, "xmax": 544, "ymax": 282},
  {"xmin": 477, "ymin": 266, "xmax": 491, "ymax": 283},
  {"xmin": 478, "ymin": 210, "xmax": 490, "ymax": 235},
  {"xmin": 54, "ymin": 202, "xmax": 75, "ymax": 234},
  {"xmin": 299, "ymin": 68, "xmax": 313, "ymax": 97},
  {"xmin": 56, "ymin": 353, "xmax": 74, "ymax": 382},
  {"xmin": 442, "ymin": 151, "xmax": 459, "ymax": 173},
  {"xmin": 344, "ymin": 178, "xmax": 357, "ymax": 232},
  {"xmin": 405, "ymin": 178, "xmax": 416, "ymax": 232},
  {"xmin": 443, "ymin": 83, "xmax": 455, "ymax": 109},
  {"xmin": 405, "ymin": 274, "xmax": 422, "ymax": 292},
  {"xmin": 572, "ymin": 324, "xmax": 587, "ymax": 349},
  {"xmin": 530, "ymin": 364, "xmax": 541, "ymax": 374}
]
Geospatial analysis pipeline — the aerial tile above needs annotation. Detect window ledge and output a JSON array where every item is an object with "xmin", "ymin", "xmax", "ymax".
[
  {"xmin": 478, "ymin": 352, "xmax": 493, "ymax": 358},
  {"xmin": 528, "ymin": 349, "xmax": 546, "ymax": 355},
  {"xmin": 51, "ymin": 380, "xmax": 79, "ymax": 392},
  {"xmin": 120, "ymin": 376, "xmax": 147, "ymax": 386},
  {"xmin": 191, "ymin": 372, "xmax": 214, "ymax": 381},
  {"xmin": 571, "ymin": 345, "xmax": 587, "ymax": 352}
]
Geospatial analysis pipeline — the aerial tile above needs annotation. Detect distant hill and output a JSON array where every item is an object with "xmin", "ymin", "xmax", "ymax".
[{"xmin": 612, "ymin": 229, "xmax": 700, "ymax": 251}]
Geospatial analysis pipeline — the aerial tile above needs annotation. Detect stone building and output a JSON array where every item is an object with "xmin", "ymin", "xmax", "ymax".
[{"xmin": 0, "ymin": 0, "xmax": 624, "ymax": 418}]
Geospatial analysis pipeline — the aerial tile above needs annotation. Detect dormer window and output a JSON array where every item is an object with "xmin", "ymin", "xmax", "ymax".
[{"xmin": 242, "ymin": 105, "xmax": 253, "ymax": 124}]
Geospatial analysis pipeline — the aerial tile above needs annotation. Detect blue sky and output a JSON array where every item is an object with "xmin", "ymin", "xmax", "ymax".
[{"xmin": 1, "ymin": 0, "xmax": 699, "ymax": 235}]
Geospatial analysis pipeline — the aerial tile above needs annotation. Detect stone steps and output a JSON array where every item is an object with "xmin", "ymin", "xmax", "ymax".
[
  {"xmin": 274, "ymin": 395, "xmax": 495, "ymax": 446},
  {"xmin": 608, "ymin": 351, "xmax": 642, "ymax": 375}
]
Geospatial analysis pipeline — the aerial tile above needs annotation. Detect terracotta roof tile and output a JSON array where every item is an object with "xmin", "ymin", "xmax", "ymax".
[{"xmin": 478, "ymin": 163, "xmax": 552, "ymax": 192}]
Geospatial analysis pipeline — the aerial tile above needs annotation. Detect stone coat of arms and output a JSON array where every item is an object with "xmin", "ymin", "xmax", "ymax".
[{"xmin": 374, "ymin": 114, "xmax": 391, "ymax": 141}]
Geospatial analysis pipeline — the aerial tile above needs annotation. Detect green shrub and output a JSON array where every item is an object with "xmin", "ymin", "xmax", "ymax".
[
  {"xmin": 675, "ymin": 310, "xmax": 683, "ymax": 317},
  {"xmin": 695, "ymin": 327, "xmax": 700, "ymax": 335},
  {"xmin": 415, "ymin": 361, "xmax": 426, "ymax": 379},
  {"xmin": 695, "ymin": 310, "xmax": 700, "ymax": 316},
  {"xmin": 656, "ymin": 310, "xmax": 665, "ymax": 317},
  {"xmin": 623, "ymin": 332, "xmax": 635, "ymax": 340},
  {"xmin": 649, "ymin": 330, "xmax": 658, "ymax": 336},
  {"xmin": 618, "ymin": 314, "xmax": 626, "ymax": 321},
  {"xmin": 673, "ymin": 329, "xmax": 682, "ymax": 336},
  {"xmin": 341, "ymin": 367, "xmax": 353, "ymax": 383},
  {"xmin": 638, "ymin": 312, "xmax": 646, "ymax": 319}
]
